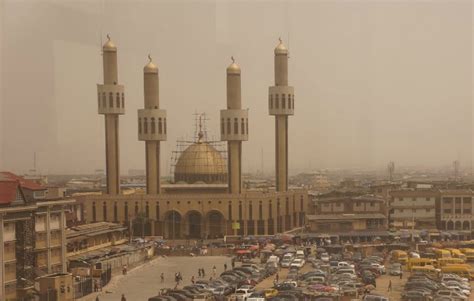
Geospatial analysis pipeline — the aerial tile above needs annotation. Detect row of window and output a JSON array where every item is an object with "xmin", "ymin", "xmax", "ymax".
[
  {"xmin": 269, "ymin": 93, "xmax": 294, "ymax": 110},
  {"xmin": 92, "ymin": 197, "xmax": 305, "ymax": 222},
  {"xmin": 98, "ymin": 92, "xmax": 125, "ymax": 109},
  {"xmin": 220, "ymin": 117, "xmax": 249, "ymax": 136},
  {"xmin": 138, "ymin": 117, "xmax": 167, "ymax": 135},
  {"xmin": 398, "ymin": 197, "xmax": 433, "ymax": 202},
  {"xmin": 443, "ymin": 197, "xmax": 472, "ymax": 204},
  {"xmin": 443, "ymin": 208, "xmax": 472, "ymax": 214}
]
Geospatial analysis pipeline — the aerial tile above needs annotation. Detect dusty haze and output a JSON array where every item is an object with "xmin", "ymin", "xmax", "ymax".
[{"xmin": 0, "ymin": 0, "xmax": 472, "ymax": 175}]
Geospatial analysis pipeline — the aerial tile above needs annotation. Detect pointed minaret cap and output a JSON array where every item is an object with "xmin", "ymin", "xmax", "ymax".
[
  {"xmin": 274, "ymin": 37, "xmax": 288, "ymax": 55},
  {"xmin": 103, "ymin": 34, "xmax": 117, "ymax": 52},
  {"xmin": 144, "ymin": 54, "xmax": 158, "ymax": 73},
  {"xmin": 226, "ymin": 56, "xmax": 241, "ymax": 75}
]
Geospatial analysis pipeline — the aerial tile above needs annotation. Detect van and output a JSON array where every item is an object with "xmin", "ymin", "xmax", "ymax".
[
  {"xmin": 435, "ymin": 249, "xmax": 452, "ymax": 259},
  {"xmin": 295, "ymin": 250, "xmax": 305, "ymax": 259},
  {"xmin": 435, "ymin": 257, "xmax": 466, "ymax": 267},
  {"xmin": 391, "ymin": 250, "xmax": 408, "ymax": 264},
  {"xmin": 407, "ymin": 258, "xmax": 436, "ymax": 271},
  {"xmin": 410, "ymin": 266, "xmax": 440, "ymax": 278},
  {"xmin": 441, "ymin": 264, "xmax": 474, "ymax": 280}
]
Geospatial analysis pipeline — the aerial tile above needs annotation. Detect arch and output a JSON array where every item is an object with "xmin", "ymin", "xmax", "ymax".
[
  {"xmin": 440, "ymin": 220, "xmax": 446, "ymax": 230},
  {"xmin": 138, "ymin": 118, "xmax": 142, "ymax": 134},
  {"xmin": 144, "ymin": 118, "xmax": 148, "ymax": 134},
  {"xmin": 233, "ymin": 118, "xmax": 238, "ymax": 134},
  {"xmin": 227, "ymin": 118, "xmax": 231, "ymax": 134},
  {"xmin": 206, "ymin": 210, "xmax": 225, "ymax": 239},
  {"xmin": 282, "ymin": 94, "xmax": 286, "ymax": 108},
  {"xmin": 455, "ymin": 221, "xmax": 462, "ymax": 230},
  {"xmin": 158, "ymin": 118, "xmax": 162, "ymax": 134},
  {"xmin": 241, "ymin": 118, "xmax": 245, "ymax": 135},
  {"xmin": 447, "ymin": 220, "xmax": 454, "ymax": 230},
  {"xmin": 102, "ymin": 92, "xmax": 106, "ymax": 107},
  {"xmin": 275, "ymin": 94, "xmax": 279, "ymax": 108},
  {"xmin": 164, "ymin": 118, "xmax": 167, "ymax": 134},
  {"xmin": 288, "ymin": 97, "xmax": 291, "ymax": 109},
  {"xmin": 164, "ymin": 210, "xmax": 182, "ymax": 239},
  {"xmin": 121, "ymin": 93, "xmax": 125, "ymax": 108},
  {"xmin": 221, "ymin": 118, "xmax": 225, "ymax": 135},
  {"xmin": 463, "ymin": 221, "xmax": 470, "ymax": 230},
  {"xmin": 270, "ymin": 95, "xmax": 273, "ymax": 109},
  {"xmin": 151, "ymin": 118, "xmax": 156, "ymax": 134},
  {"xmin": 116, "ymin": 92, "xmax": 120, "ymax": 107},
  {"xmin": 185, "ymin": 210, "xmax": 202, "ymax": 239},
  {"xmin": 109, "ymin": 92, "xmax": 114, "ymax": 107}
]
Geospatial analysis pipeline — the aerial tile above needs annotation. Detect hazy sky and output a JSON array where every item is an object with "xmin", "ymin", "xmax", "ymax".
[{"xmin": 0, "ymin": 0, "xmax": 473, "ymax": 175}]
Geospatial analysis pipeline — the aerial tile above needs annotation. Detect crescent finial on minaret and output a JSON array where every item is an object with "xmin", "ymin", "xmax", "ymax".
[
  {"xmin": 279, "ymin": 37, "xmax": 282, "ymax": 44},
  {"xmin": 148, "ymin": 54, "xmax": 152, "ymax": 63},
  {"xmin": 107, "ymin": 34, "xmax": 111, "ymax": 41},
  {"xmin": 231, "ymin": 56, "xmax": 235, "ymax": 63}
]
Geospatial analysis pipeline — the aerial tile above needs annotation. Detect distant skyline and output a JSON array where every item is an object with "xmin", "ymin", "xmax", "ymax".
[{"xmin": 1, "ymin": 0, "xmax": 473, "ymax": 175}]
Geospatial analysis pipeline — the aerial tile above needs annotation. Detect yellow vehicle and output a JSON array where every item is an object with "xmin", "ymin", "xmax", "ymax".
[
  {"xmin": 440, "ymin": 264, "xmax": 474, "ymax": 280},
  {"xmin": 460, "ymin": 248, "xmax": 474, "ymax": 261},
  {"xmin": 434, "ymin": 249, "xmax": 452, "ymax": 259},
  {"xmin": 411, "ymin": 266, "xmax": 440, "ymax": 278},
  {"xmin": 264, "ymin": 288, "xmax": 278, "ymax": 298},
  {"xmin": 407, "ymin": 258, "xmax": 437, "ymax": 271},
  {"xmin": 446, "ymin": 248, "xmax": 467, "ymax": 261},
  {"xmin": 392, "ymin": 250, "xmax": 408, "ymax": 264},
  {"xmin": 435, "ymin": 257, "xmax": 466, "ymax": 267}
]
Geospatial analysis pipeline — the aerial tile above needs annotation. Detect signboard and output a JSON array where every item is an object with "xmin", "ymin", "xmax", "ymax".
[{"xmin": 232, "ymin": 222, "xmax": 240, "ymax": 230}]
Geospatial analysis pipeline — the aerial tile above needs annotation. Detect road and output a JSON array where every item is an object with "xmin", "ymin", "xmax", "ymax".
[{"xmin": 81, "ymin": 256, "xmax": 231, "ymax": 301}]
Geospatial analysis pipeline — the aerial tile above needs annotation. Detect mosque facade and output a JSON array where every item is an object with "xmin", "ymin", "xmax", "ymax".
[{"xmin": 79, "ymin": 37, "xmax": 308, "ymax": 239}]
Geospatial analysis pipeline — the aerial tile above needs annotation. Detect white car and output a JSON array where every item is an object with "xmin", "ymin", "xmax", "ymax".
[
  {"xmin": 338, "ymin": 261, "xmax": 355, "ymax": 269},
  {"xmin": 441, "ymin": 284, "xmax": 470, "ymax": 297},
  {"xmin": 280, "ymin": 259, "xmax": 293, "ymax": 268},
  {"xmin": 247, "ymin": 292, "xmax": 265, "ymax": 301},
  {"xmin": 290, "ymin": 258, "xmax": 305, "ymax": 268},
  {"xmin": 436, "ymin": 290, "xmax": 468, "ymax": 300},
  {"xmin": 234, "ymin": 288, "xmax": 254, "ymax": 301},
  {"xmin": 443, "ymin": 281, "xmax": 471, "ymax": 291},
  {"xmin": 321, "ymin": 253, "xmax": 330, "ymax": 262},
  {"xmin": 370, "ymin": 263, "xmax": 385, "ymax": 274}
]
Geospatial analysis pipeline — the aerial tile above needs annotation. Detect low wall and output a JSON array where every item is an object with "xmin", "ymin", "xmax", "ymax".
[{"xmin": 155, "ymin": 247, "xmax": 232, "ymax": 257}]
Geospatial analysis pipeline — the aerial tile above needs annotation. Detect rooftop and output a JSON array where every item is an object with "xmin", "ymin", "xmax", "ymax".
[{"xmin": 306, "ymin": 213, "xmax": 386, "ymax": 221}]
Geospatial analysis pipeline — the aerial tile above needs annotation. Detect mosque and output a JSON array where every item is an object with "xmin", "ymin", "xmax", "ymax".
[{"xmin": 77, "ymin": 37, "xmax": 308, "ymax": 239}]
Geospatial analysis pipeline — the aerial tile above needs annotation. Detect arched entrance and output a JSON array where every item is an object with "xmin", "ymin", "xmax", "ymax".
[
  {"xmin": 165, "ymin": 211, "xmax": 182, "ymax": 239},
  {"xmin": 463, "ymin": 221, "xmax": 470, "ymax": 230},
  {"xmin": 447, "ymin": 221, "xmax": 454, "ymax": 230},
  {"xmin": 186, "ymin": 211, "xmax": 202, "ymax": 239},
  {"xmin": 207, "ymin": 210, "xmax": 225, "ymax": 239},
  {"xmin": 455, "ymin": 221, "xmax": 462, "ymax": 230}
]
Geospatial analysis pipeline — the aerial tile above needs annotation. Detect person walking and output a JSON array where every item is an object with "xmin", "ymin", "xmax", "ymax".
[
  {"xmin": 231, "ymin": 258, "xmax": 235, "ymax": 269},
  {"xmin": 212, "ymin": 265, "xmax": 217, "ymax": 277},
  {"xmin": 160, "ymin": 272, "xmax": 164, "ymax": 283},
  {"xmin": 275, "ymin": 273, "xmax": 279, "ymax": 283},
  {"xmin": 387, "ymin": 280, "xmax": 392, "ymax": 292},
  {"xmin": 191, "ymin": 275, "xmax": 195, "ymax": 284},
  {"xmin": 202, "ymin": 268, "xmax": 206, "ymax": 277},
  {"xmin": 121, "ymin": 294, "xmax": 127, "ymax": 301},
  {"xmin": 224, "ymin": 263, "xmax": 227, "ymax": 271},
  {"xmin": 400, "ymin": 271, "xmax": 403, "ymax": 280},
  {"xmin": 198, "ymin": 268, "xmax": 202, "ymax": 278}
]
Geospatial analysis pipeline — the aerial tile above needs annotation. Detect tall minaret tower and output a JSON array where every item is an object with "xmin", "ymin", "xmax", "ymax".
[
  {"xmin": 97, "ymin": 35, "xmax": 125, "ymax": 195},
  {"xmin": 138, "ymin": 55, "xmax": 167, "ymax": 194},
  {"xmin": 269, "ymin": 39, "xmax": 294, "ymax": 192},
  {"xmin": 221, "ymin": 57, "xmax": 249, "ymax": 194}
]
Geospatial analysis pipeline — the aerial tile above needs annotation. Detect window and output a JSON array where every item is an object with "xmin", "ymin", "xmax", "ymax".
[
  {"xmin": 121, "ymin": 93, "xmax": 125, "ymax": 108},
  {"xmin": 164, "ymin": 118, "xmax": 167, "ymax": 134},
  {"xmin": 370, "ymin": 202, "xmax": 375, "ymax": 207},
  {"xmin": 246, "ymin": 119, "xmax": 249, "ymax": 134},
  {"xmin": 270, "ymin": 95, "xmax": 273, "ymax": 109},
  {"xmin": 114, "ymin": 202, "xmax": 118, "ymax": 222},
  {"xmin": 221, "ymin": 118, "xmax": 225, "ymax": 135},
  {"xmin": 103, "ymin": 202, "xmax": 107, "ymax": 221},
  {"xmin": 145, "ymin": 202, "xmax": 149, "ymax": 218},
  {"xmin": 455, "ymin": 209, "xmax": 461, "ymax": 214},
  {"xmin": 426, "ymin": 208, "xmax": 431, "ymax": 212},
  {"xmin": 102, "ymin": 92, "xmax": 106, "ymax": 107},
  {"xmin": 151, "ymin": 118, "xmax": 156, "ymax": 134},
  {"xmin": 464, "ymin": 208, "xmax": 471, "ymax": 214},
  {"xmin": 412, "ymin": 198, "xmax": 416, "ymax": 202},
  {"xmin": 300, "ymin": 196, "xmax": 304, "ymax": 211},
  {"xmin": 234, "ymin": 118, "xmax": 238, "ymax": 134},
  {"xmin": 269, "ymin": 201, "xmax": 273, "ymax": 218},
  {"xmin": 116, "ymin": 92, "xmax": 120, "ymax": 107},
  {"xmin": 288, "ymin": 97, "xmax": 291, "ymax": 109},
  {"xmin": 135, "ymin": 202, "xmax": 139, "ymax": 215},
  {"xmin": 109, "ymin": 92, "xmax": 114, "ymax": 107},
  {"xmin": 259, "ymin": 201, "xmax": 263, "ymax": 220},
  {"xmin": 282, "ymin": 94, "xmax": 286, "ymax": 108},
  {"xmin": 138, "ymin": 118, "xmax": 142, "ymax": 133},
  {"xmin": 249, "ymin": 202, "xmax": 253, "ymax": 220},
  {"xmin": 275, "ymin": 94, "xmax": 279, "ymax": 108},
  {"xmin": 158, "ymin": 117, "xmax": 162, "ymax": 134},
  {"xmin": 238, "ymin": 201, "xmax": 242, "ymax": 220},
  {"xmin": 143, "ymin": 118, "xmax": 148, "ymax": 134},
  {"xmin": 124, "ymin": 202, "xmax": 128, "ymax": 221},
  {"xmin": 92, "ymin": 202, "xmax": 96, "ymax": 222},
  {"xmin": 228, "ymin": 202, "xmax": 232, "ymax": 220},
  {"xmin": 98, "ymin": 93, "xmax": 101, "ymax": 106},
  {"xmin": 241, "ymin": 118, "xmax": 245, "ymax": 134},
  {"xmin": 444, "ymin": 209, "xmax": 452, "ymax": 214},
  {"xmin": 156, "ymin": 202, "xmax": 160, "ymax": 220},
  {"xmin": 426, "ymin": 197, "xmax": 431, "ymax": 202},
  {"xmin": 227, "ymin": 118, "xmax": 231, "ymax": 134}
]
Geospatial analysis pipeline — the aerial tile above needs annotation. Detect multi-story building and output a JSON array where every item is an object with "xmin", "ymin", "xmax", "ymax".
[
  {"xmin": 0, "ymin": 172, "xmax": 74, "ymax": 300},
  {"xmin": 389, "ymin": 189, "xmax": 439, "ymax": 229},
  {"xmin": 438, "ymin": 190, "xmax": 473, "ymax": 231},
  {"xmin": 306, "ymin": 192, "xmax": 388, "ymax": 240}
]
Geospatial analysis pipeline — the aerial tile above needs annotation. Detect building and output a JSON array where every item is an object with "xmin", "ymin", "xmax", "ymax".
[
  {"xmin": 0, "ymin": 172, "xmax": 74, "ymax": 300},
  {"xmin": 389, "ymin": 189, "xmax": 439, "ymax": 229},
  {"xmin": 79, "ymin": 38, "xmax": 308, "ymax": 240},
  {"xmin": 306, "ymin": 192, "xmax": 388, "ymax": 240},
  {"xmin": 438, "ymin": 189, "xmax": 473, "ymax": 231}
]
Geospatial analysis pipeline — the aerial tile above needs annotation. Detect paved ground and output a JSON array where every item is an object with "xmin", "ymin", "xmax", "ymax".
[{"xmin": 81, "ymin": 256, "xmax": 232, "ymax": 301}]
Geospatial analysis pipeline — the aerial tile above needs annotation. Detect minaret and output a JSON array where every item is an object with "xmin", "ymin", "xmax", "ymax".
[
  {"xmin": 221, "ymin": 57, "xmax": 248, "ymax": 194},
  {"xmin": 138, "ymin": 55, "xmax": 167, "ymax": 194},
  {"xmin": 269, "ymin": 39, "xmax": 294, "ymax": 192},
  {"xmin": 97, "ymin": 35, "xmax": 125, "ymax": 195}
]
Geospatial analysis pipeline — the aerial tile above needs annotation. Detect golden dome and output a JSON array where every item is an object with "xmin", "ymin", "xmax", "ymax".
[
  {"xmin": 103, "ymin": 34, "xmax": 117, "ymax": 52},
  {"xmin": 174, "ymin": 142, "xmax": 227, "ymax": 184},
  {"xmin": 144, "ymin": 55, "xmax": 158, "ymax": 73},
  {"xmin": 227, "ymin": 56, "xmax": 241, "ymax": 75},
  {"xmin": 275, "ymin": 38, "xmax": 288, "ymax": 55}
]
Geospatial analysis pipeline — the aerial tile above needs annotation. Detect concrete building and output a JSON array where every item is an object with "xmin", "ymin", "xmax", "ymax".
[
  {"xmin": 0, "ymin": 172, "xmax": 74, "ymax": 300},
  {"xmin": 79, "ymin": 39, "xmax": 308, "ymax": 239},
  {"xmin": 269, "ymin": 39, "xmax": 294, "ymax": 192},
  {"xmin": 97, "ymin": 35, "xmax": 125, "ymax": 195},
  {"xmin": 389, "ymin": 189, "xmax": 439, "ymax": 229},
  {"xmin": 438, "ymin": 189, "xmax": 473, "ymax": 231},
  {"xmin": 138, "ymin": 56, "xmax": 167, "ymax": 195},
  {"xmin": 307, "ymin": 192, "xmax": 387, "ymax": 239}
]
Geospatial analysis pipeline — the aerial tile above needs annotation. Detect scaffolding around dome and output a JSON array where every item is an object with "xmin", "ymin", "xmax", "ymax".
[{"xmin": 169, "ymin": 113, "xmax": 228, "ymax": 184}]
